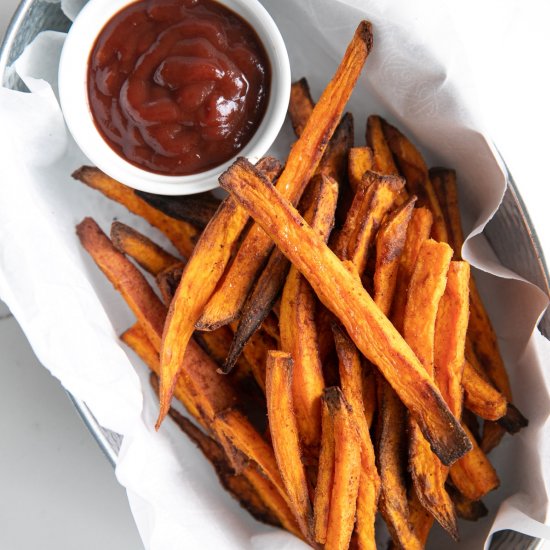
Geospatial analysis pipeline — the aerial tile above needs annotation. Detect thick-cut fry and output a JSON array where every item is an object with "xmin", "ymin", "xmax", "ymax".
[
  {"xmin": 348, "ymin": 146, "xmax": 374, "ymax": 193},
  {"xmin": 314, "ymin": 393, "xmax": 335, "ymax": 544},
  {"xmin": 266, "ymin": 351, "xmax": 313, "ymax": 540},
  {"xmin": 280, "ymin": 174, "xmax": 339, "ymax": 449},
  {"xmin": 110, "ymin": 221, "xmax": 181, "ymax": 276},
  {"xmin": 324, "ymin": 387, "xmax": 362, "ymax": 550},
  {"xmin": 346, "ymin": 171, "xmax": 404, "ymax": 275},
  {"xmin": 380, "ymin": 120, "xmax": 448, "ymax": 243},
  {"xmin": 434, "ymin": 261, "xmax": 470, "ymax": 417},
  {"xmin": 374, "ymin": 197, "xmax": 416, "ymax": 315},
  {"xmin": 462, "ymin": 361, "xmax": 507, "ymax": 421},
  {"xmin": 391, "ymin": 207, "xmax": 433, "ymax": 333},
  {"xmin": 404, "ymin": 239, "xmax": 457, "ymax": 539},
  {"xmin": 288, "ymin": 77, "xmax": 315, "ymax": 137},
  {"xmin": 377, "ymin": 384, "xmax": 422, "ymax": 550},
  {"xmin": 72, "ymin": 167, "xmax": 198, "ymax": 258},
  {"xmin": 196, "ymin": 22, "xmax": 374, "ymax": 331},
  {"xmin": 374, "ymin": 205, "xmax": 421, "ymax": 550},
  {"xmin": 135, "ymin": 190, "xmax": 221, "ymax": 230},
  {"xmin": 332, "ymin": 324, "xmax": 380, "ymax": 550},
  {"xmin": 450, "ymin": 425, "xmax": 499, "ymax": 501},
  {"xmin": 366, "ymin": 115, "xmax": 399, "ymax": 176},
  {"xmin": 77, "ymin": 218, "xmax": 167, "ymax": 350},
  {"xmin": 157, "ymin": 157, "xmax": 282, "ymax": 426},
  {"xmin": 448, "ymin": 485, "xmax": 488, "ymax": 521},
  {"xmin": 219, "ymin": 159, "xmax": 471, "ymax": 466}
]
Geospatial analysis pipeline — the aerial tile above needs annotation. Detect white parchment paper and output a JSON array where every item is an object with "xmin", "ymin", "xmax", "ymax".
[{"xmin": 0, "ymin": 0, "xmax": 549, "ymax": 548}]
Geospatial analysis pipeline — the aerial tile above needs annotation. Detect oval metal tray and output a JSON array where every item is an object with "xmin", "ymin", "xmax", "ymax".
[{"xmin": 1, "ymin": 2, "xmax": 547, "ymax": 548}]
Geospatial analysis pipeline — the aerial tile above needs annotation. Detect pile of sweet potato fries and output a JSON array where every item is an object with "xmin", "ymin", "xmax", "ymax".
[{"xmin": 73, "ymin": 20, "xmax": 527, "ymax": 550}]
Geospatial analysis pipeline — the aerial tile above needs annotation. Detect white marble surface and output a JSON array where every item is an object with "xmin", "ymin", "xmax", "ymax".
[{"xmin": 1, "ymin": 1, "xmax": 549, "ymax": 549}]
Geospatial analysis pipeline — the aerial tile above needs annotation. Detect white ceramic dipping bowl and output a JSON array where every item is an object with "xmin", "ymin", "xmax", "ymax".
[{"xmin": 59, "ymin": 0, "xmax": 290, "ymax": 195}]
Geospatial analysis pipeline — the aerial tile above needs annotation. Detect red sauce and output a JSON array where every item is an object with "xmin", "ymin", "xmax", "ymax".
[{"xmin": 88, "ymin": 0, "xmax": 271, "ymax": 175}]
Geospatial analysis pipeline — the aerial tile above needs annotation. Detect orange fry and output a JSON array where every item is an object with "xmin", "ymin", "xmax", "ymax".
[
  {"xmin": 219, "ymin": 158, "xmax": 471, "ymax": 466},
  {"xmin": 196, "ymin": 22, "xmax": 374, "ymax": 330},
  {"xmin": 348, "ymin": 146, "xmax": 374, "ymax": 193},
  {"xmin": 366, "ymin": 115, "xmax": 399, "ymax": 176}
]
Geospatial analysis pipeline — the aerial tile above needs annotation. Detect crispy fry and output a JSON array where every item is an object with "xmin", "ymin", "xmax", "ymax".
[
  {"xmin": 448, "ymin": 485, "xmax": 488, "ymax": 521},
  {"xmin": 196, "ymin": 22, "xmax": 374, "ymax": 330},
  {"xmin": 404, "ymin": 239, "xmax": 457, "ymax": 539},
  {"xmin": 157, "ymin": 157, "xmax": 282, "ymax": 426},
  {"xmin": 324, "ymin": 387, "xmax": 362, "ymax": 550},
  {"xmin": 288, "ymin": 77, "xmax": 315, "ymax": 137},
  {"xmin": 219, "ymin": 159, "xmax": 471, "ymax": 466},
  {"xmin": 346, "ymin": 171, "xmax": 404, "ymax": 276},
  {"xmin": 380, "ymin": 119, "xmax": 448, "ymax": 243},
  {"xmin": 348, "ymin": 146, "xmax": 374, "ymax": 193},
  {"xmin": 434, "ymin": 261, "xmax": 470, "ymax": 418},
  {"xmin": 391, "ymin": 207, "xmax": 433, "ymax": 333},
  {"xmin": 407, "ymin": 491, "xmax": 436, "ymax": 547},
  {"xmin": 374, "ymin": 197, "xmax": 416, "ymax": 315},
  {"xmin": 135, "ymin": 190, "xmax": 221, "ymax": 230},
  {"xmin": 110, "ymin": 221, "xmax": 181, "ymax": 276},
  {"xmin": 280, "ymin": 175, "xmax": 339, "ymax": 449},
  {"xmin": 72, "ymin": 167, "xmax": 198, "ymax": 258},
  {"xmin": 266, "ymin": 351, "xmax": 313, "ymax": 539},
  {"xmin": 332, "ymin": 325, "xmax": 380, "ymax": 550},
  {"xmin": 366, "ymin": 115, "xmax": 399, "ymax": 176},
  {"xmin": 450, "ymin": 425, "xmax": 499, "ymax": 501},
  {"xmin": 77, "ymin": 218, "xmax": 167, "ymax": 350},
  {"xmin": 261, "ymin": 312, "xmax": 280, "ymax": 343},
  {"xmin": 377, "ymin": 383, "xmax": 422, "ymax": 550},
  {"xmin": 462, "ymin": 361, "xmax": 507, "ymax": 421},
  {"xmin": 314, "ymin": 392, "xmax": 335, "ymax": 544},
  {"xmin": 498, "ymin": 403, "xmax": 528, "ymax": 434},
  {"xmin": 213, "ymin": 409, "xmax": 287, "ymax": 501}
]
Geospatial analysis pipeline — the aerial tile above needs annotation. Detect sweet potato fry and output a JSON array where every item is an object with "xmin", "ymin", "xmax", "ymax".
[
  {"xmin": 261, "ymin": 312, "xmax": 280, "ymax": 343},
  {"xmin": 135, "ymin": 190, "xmax": 220, "ymax": 230},
  {"xmin": 196, "ymin": 22, "xmax": 374, "ymax": 330},
  {"xmin": 280, "ymin": 174, "xmax": 339, "ymax": 449},
  {"xmin": 157, "ymin": 157, "xmax": 282, "ymax": 426},
  {"xmin": 348, "ymin": 146, "xmax": 374, "ymax": 193},
  {"xmin": 404, "ymin": 239, "xmax": 457, "ymax": 539},
  {"xmin": 266, "ymin": 351, "xmax": 313, "ymax": 539},
  {"xmin": 462, "ymin": 361, "xmax": 507, "ymax": 421},
  {"xmin": 373, "ymin": 197, "xmax": 416, "ymax": 315},
  {"xmin": 110, "ymin": 221, "xmax": 181, "ymax": 276},
  {"xmin": 213, "ymin": 409, "xmax": 287, "ymax": 502},
  {"xmin": 366, "ymin": 115, "xmax": 399, "ymax": 176},
  {"xmin": 497, "ymin": 404, "xmax": 528, "ymax": 434},
  {"xmin": 332, "ymin": 324, "xmax": 380, "ymax": 550},
  {"xmin": 77, "ymin": 218, "xmax": 167, "ymax": 350},
  {"xmin": 448, "ymin": 485, "xmax": 488, "ymax": 521},
  {"xmin": 314, "ymin": 392, "xmax": 335, "ymax": 544},
  {"xmin": 380, "ymin": 119, "xmax": 448, "ymax": 243},
  {"xmin": 434, "ymin": 261, "xmax": 470, "ymax": 417},
  {"xmin": 324, "ymin": 387, "xmax": 361, "ymax": 550},
  {"xmin": 288, "ymin": 77, "xmax": 315, "ymax": 137},
  {"xmin": 449, "ymin": 425, "xmax": 499, "ymax": 501},
  {"xmin": 72, "ymin": 167, "xmax": 198, "ymax": 258},
  {"xmin": 391, "ymin": 207, "xmax": 433, "ymax": 333},
  {"xmin": 346, "ymin": 171, "xmax": 404, "ymax": 276},
  {"xmin": 219, "ymin": 158, "xmax": 471, "ymax": 466},
  {"xmin": 377, "ymin": 383, "xmax": 422, "ymax": 550},
  {"xmin": 407, "ymin": 491, "xmax": 435, "ymax": 548}
]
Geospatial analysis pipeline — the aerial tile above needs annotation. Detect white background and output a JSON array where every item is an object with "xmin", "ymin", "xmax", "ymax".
[{"xmin": 1, "ymin": 1, "xmax": 549, "ymax": 549}]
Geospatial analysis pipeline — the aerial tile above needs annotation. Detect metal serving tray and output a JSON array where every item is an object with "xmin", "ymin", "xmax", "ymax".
[{"xmin": 1, "ymin": 1, "xmax": 547, "ymax": 548}]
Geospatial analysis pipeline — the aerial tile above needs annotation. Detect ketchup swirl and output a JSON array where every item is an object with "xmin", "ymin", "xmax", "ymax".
[{"xmin": 88, "ymin": 0, "xmax": 271, "ymax": 175}]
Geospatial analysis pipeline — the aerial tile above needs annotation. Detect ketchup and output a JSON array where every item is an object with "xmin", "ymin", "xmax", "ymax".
[{"xmin": 88, "ymin": 0, "xmax": 271, "ymax": 175}]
